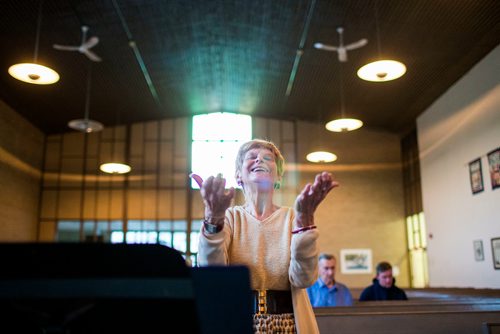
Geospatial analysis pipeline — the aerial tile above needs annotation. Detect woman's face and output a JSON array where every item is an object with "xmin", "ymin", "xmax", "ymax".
[{"xmin": 238, "ymin": 147, "xmax": 279, "ymax": 190}]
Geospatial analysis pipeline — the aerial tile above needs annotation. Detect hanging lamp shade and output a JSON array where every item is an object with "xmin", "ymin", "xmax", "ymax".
[
  {"xmin": 8, "ymin": 63, "xmax": 59, "ymax": 84},
  {"xmin": 68, "ymin": 119, "xmax": 104, "ymax": 133},
  {"xmin": 325, "ymin": 61, "xmax": 363, "ymax": 133},
  {"xmin": 306, "ymin": 151, "xmax": 337, "ymax": 163},
  {"xmin": 357, "ymin": 60, "xmax": 406, "ymax": 82},
  {"xmin": 325, "ymin": 118, "xmax": 363, "ymax": 132},
  {"xmin": 8, "ymin": 0, "xmax": 59, "ymax": 85},
  {"xmin": 99, "ymin": 162, "xmax": 131, "ymax": 174},
  {"xmin": 307, "ymin": 115, "xmax": 338, "ymax": 163},
  {"xmin": 68, "ymin": 62, "xmax": 104, "ymax": 133},
  {"xmin": 357, "ymin": 0, "xmax": 406, "ymax": 83},
  {"xmin": 99, "ymin": 122, "xmax": 131, "ymax": 174}
]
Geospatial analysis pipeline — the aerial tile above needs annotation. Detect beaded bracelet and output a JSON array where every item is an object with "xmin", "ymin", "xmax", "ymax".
[{"xmin": 291, "ymin": 225, "xmax": 317, "ymax": 234}]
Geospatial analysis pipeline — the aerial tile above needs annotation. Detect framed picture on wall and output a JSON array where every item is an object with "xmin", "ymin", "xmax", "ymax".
[
  {"xmin": 492, "ymin": 238, "xmax": 500, "ymax": 270},
  {"xmin": 340, "ymin": 249, "xmax": 372, "ymax": 274},
  {"xmin": 487, "ymin": 147, "xmax": 500, "ymax": 190},
  {"xmin": 468, "ymin": 158, "xmax": 484, "ymax": 194},
  {"xmin": 473, "ymin": 240, "xmax": 484, "ymax": 261}
]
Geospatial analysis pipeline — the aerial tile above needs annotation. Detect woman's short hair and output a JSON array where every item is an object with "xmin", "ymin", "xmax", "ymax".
[{"xmin": 235, "ymin": 139, "xmax": 285, "ymax": 178}]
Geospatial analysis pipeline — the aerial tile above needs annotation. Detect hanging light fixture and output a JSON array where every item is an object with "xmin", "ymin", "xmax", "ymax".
[
  {"xmin": 325, "ymin": 62, "xmax": 363, "ymax": 132},
  {"xmin": 99, "ymin": 133, "xmax": 132, "ymax": 173},
  {"xmin": 306, "ymin": 106, "xmax": 338, "ymax": 163},
  {"xmin": 357, "ymin": 60, "xmax": 406, "ymax": 82},
  {"xmin": 8, "ymin": 0, "xmax": 59, "ymax": 85},
  {"xmin": 99, "ymin": 110, "xmax": 131, "ymax": 174},
  {"xmin": 68, "ymin": 62, "xmax": 104, "ymax": 133},
  {"xmin": 99, "ymin": 162, "xmax": 131, "ymax": 174},
  {"xmin": 306, "ymin": 151, "xmax": 337, "ymax": 163},
  {"xmin": 357, "ymin": 0, "xmax": 406, "ymax": 82}
]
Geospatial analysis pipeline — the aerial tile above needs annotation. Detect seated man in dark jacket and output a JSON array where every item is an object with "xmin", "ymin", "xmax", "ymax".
[{"xmin": 359, "ymin": 261, "xmax": 408, "ymax": 301}]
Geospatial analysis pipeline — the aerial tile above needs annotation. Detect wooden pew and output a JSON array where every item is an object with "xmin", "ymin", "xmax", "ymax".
[{"xmin": 314, "ymin": 288, "xmax": 500, "ymax": 334}]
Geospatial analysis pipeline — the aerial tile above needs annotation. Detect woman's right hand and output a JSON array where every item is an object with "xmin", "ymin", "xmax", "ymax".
[
  {"xmin": 294, "ymin": 171, "xmax": 339, "ymax": 227},
  {"xmin": 190, "ymin": 173, "xmax": 235, "ymax": 219}
]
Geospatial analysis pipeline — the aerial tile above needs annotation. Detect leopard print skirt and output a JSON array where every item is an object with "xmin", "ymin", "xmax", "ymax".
[{"xmin": 253, "ymin": 313, "xmax": 296, "ymax": 334}]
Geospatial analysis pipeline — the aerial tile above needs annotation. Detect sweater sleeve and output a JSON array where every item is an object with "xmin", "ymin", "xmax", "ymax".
[
  {"xmin": 289, "ymin": 229, "xmax": 319, "ymax": 288},
  {"xmin": 197, "ymin": 213, "xmax": 232, "ymax": 266}
]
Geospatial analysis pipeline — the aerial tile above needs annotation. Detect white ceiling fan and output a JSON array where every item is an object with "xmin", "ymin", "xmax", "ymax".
[
  {"xmin": 314, "ymin": 27, "xmax": 367, "ymax": 62},
  {"xmin": 53, "ymin": 25, "xmax": 102, "ymax": 62}
]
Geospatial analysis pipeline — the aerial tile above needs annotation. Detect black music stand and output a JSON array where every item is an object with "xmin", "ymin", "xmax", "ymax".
[
  {"xmin": 192, "ymin": 266, "xmax": 253, "ymax": 334},
  {"xmin": 0, "ymin": 243, "xmax": 253, "ymax": 334}
]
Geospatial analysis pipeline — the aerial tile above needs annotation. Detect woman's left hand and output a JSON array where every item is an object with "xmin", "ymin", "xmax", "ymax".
[{"xmin": 294, "ymin": 172, "xmax": 339, "ymax": 227}]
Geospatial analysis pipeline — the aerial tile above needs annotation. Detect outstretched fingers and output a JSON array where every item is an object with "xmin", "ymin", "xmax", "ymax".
[
  {"xmin": 314, "ymin": 172, "xmax": 339, "ymax": 196},
  {"xmin": 191, "ymin": 173, "xmax": 235, "ymax": 217},
  {"xmin": 296, "ymin": 172, "xmax": 339, "ymax": 215},
  {"xmin": 189, "ymin": 173, "xmax": 204, "ymax": 188}
]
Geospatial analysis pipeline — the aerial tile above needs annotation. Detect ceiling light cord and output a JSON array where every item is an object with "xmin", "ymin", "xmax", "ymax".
[
  {"xmin": 7, "ymin": 0, "xmax": 59, "ymax": 85},
  {"xmin": 68, "ymin": 61, "xmax": 103, "ymax": 133},
  {"xmin": 84, "ymin": 63, "xmax": 92, "ymax": 121},
  {"xmin": 325, "ymin": 59, "xmax": 363, "ymax": 132},
  {"xmin": 356, "ymin": 0, "xmax": 406, "ymax": 82},
  {"xmin": 374, "ymin": 0, "xmax": 382, "ymax": 59},
  {"xmin": 339, "ymin": 63, "xmax": 345, "ymax": 118},
  {"xmin": 33, "ymin": 0, "xmax": 44, "ymax": 63}
]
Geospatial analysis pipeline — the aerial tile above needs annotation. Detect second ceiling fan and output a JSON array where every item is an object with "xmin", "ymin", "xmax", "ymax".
[
  {"xmin": 53, "ymin": 25, "xmax": 102, "ymax": 62},
  {"xmin": 314, "ymin": 27, "xmax": 367, "ymax": 62}
]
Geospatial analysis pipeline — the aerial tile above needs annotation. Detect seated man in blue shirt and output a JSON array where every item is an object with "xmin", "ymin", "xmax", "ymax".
[{"xmin": 307, "ymin": 253, "xmax": 353, "ymax": 307}]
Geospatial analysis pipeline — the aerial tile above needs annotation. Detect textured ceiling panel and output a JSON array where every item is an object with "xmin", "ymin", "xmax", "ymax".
[{"xmin": 0, "ymin": 0, "xmax": 499, "ymax": 135}]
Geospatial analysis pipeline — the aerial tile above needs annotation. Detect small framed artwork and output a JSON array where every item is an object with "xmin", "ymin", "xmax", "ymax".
[
  {"xmin": 487, "ymin": 147, "xmax": 500, "ymax": 190},
  {"xmin": 340, "ymin": 249, "xmax": 372, "ymax": 274},
  {"xmin": 473, "ymin": 240, "xmax": 484, "ymax": 261},
  {"xmin": 492, "ymin": 238, "xmax": 500, "ymax": 270},
  {"xmin": 469, "ymin": 158, "xmax": 484, "ymax": 194}
]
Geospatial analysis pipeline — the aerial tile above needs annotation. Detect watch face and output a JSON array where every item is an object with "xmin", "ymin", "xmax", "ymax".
[{"xmin": 204, "ymin": 221, "xmax": 222, "ymax": 234}]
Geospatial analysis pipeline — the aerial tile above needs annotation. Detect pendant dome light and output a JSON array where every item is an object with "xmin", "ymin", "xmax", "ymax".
[
  {"xmin": 99, "ymin": 162, "xmax": 131, "ymax": 174},
  {"xmin": 306, "ymin": 106, "xmax": 338, "ymax": 163},
  {"xmin": 357, "ymin": 60, "xmax": 406, "ymax": 82},
  {"xmin": 99, "ymin": 111, "xmax": 131, "ymax": 175},
  {"xmin": 306, "ymin": 151, "xmax": 338, "ymax": 163},
  {"xmin": 8, "ymin": 0, "xmax": 59, "ymax": 85},
  {"xmin": 325, "ymin": 63, "xmax": 363, "ymax": 132},
  {"xmin": 357, "ymin": 0, "xmax": 406, "ymax": 82},
  {"xmin": 68, "ymin": 62, "xmax": 104, "ymax": 133}
]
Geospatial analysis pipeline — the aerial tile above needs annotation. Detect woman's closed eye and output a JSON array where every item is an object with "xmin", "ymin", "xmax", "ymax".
[
  {"xmin": 263, "ymin": 155, "xmax": 274, "ymax": 162},
  {"xmin": 246, "ymin": 154, "xmax": 274, "ymax": 161}
]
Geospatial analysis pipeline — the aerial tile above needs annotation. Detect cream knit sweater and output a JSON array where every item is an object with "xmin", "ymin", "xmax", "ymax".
[{"xmin": 198, "ymin": 206, "xmax": 320, "ymax": 334}]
